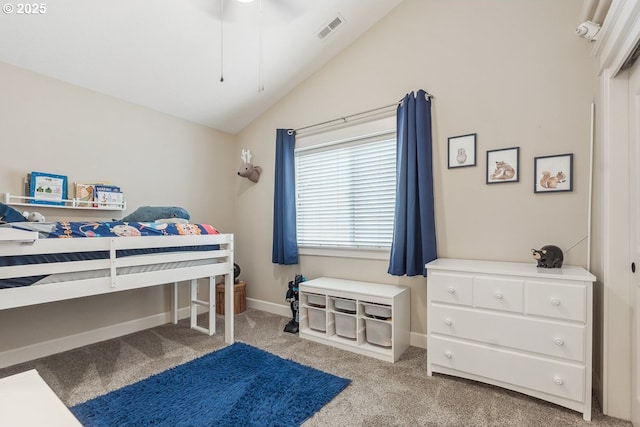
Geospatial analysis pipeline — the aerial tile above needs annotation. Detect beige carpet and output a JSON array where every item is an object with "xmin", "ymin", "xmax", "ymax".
[{"xmin": 0, "ymin": 308, "xmax": 632, "ymax": 427}]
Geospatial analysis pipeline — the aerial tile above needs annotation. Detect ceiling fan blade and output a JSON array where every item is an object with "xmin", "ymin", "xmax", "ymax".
[
  {"xmin": 194, "ymin": 0, "xmax": 253, "ymax": 24},
  {"xmin": 194, "ymin": 0, "xmax": 311, "ymax": 25}
]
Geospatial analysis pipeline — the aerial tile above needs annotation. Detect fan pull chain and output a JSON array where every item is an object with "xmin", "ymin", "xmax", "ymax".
[
  {"xmin": 220, "ymin": 0, "xmax": 225, "ymax": 82},
  {"xmin": 258, "ymin": 0, "xmax": 264, "ymax": 92}
]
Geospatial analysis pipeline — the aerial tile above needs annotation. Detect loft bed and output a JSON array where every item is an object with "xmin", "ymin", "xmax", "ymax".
[{"xmin": 0, "ymin": 221, "xmax": 235, "ymax": 347}]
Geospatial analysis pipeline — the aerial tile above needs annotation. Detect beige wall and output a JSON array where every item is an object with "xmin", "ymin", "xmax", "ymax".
[
  {"xmin": 0, "ymin": 62, "xmax": 236, "ymax": 351},
  {"xmin": 234, "ymin": 0, "xmax": 595, "ymax": 337}
]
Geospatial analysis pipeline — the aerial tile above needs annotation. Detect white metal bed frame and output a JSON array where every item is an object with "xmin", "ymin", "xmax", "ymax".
[{"xmin": 0, "ymin": 228, "xmax": 235, "ymax": 345}]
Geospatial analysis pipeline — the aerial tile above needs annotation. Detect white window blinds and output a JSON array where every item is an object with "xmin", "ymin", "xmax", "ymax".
[{"xmin": 295, "ymin": 132, "xmax": 396, "ymax": 249}]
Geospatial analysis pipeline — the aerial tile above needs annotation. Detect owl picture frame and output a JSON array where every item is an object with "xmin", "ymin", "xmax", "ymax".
[
  {"xmin": 486, "ymin": 147, "xmax": 519, "ymax": 184},
  {"xmin": 448, "ymin": 133, "xmax": 476, "ymax": 168}
]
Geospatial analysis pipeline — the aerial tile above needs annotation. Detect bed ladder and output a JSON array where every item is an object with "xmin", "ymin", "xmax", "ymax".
[{"xmin": 172, "ymin": 277, "xmax": 216, "ymax": 336}]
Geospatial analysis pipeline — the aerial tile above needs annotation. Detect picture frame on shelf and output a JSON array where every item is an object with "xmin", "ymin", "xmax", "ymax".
[
  {"xmin": 534, "ymin": 153, "xmax": 573, "ymax": 193},
  {"xmin": 28, "ymin": 171, "xmax": 68, "ymax": 205},
  {"xmin": 448, "ymin": 133, "xmax": 476, "ymax": 168},
  {"xmin": 486, "ymin": 147, "xmax": 519, "ymax": 184}
]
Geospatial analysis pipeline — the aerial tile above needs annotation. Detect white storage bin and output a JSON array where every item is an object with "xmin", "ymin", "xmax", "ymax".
[
  {"xmin": 364, "ymin": 317, "xmax": 392, "ymax": 347},
  {"xmin": 362, "ymin": 302, "xmax": 392, "ymax": 319},
  {"xmin": 306, "ymin": 293, "xmax": 326, "ymax": 307},
  {"xmin": 332, "ymin": 297, "xmax": 356, "ymax": 313},
  {"xmin": 334, "ymin": 311, "xmax": 356, "ymax": 339},
  {"xmin": 307, "ymin": 307, "xmax": 326, "ymax": 332}
]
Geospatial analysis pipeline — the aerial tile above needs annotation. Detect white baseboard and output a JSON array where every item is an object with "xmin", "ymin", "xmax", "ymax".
[
  {"xmin": 246, "ymin": 297, "xmax": 291, "ymax": 318},
  {"xmin": 410, "ymin": 331, "xmax": 427, "ymax": 349},
  {"xmin": 1, "ymin": 298, "xmax": 427, "ymax": 369},
  {"xmin": 0, "ymin": 312, "xmax": 173, "ymax": 369}
]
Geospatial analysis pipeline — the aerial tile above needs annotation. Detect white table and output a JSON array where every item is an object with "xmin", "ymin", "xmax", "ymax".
[{"xmin": 0, "ymin": 369, "xmax": 82, "ymax": 426}]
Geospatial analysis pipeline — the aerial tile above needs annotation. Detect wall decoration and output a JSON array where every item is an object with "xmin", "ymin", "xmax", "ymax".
[
  {"xmin": 486, "ymin": 147, "xmax": 519, "ymax": 184},
  {"xmin": 448, "ymin": 133, "xmax": 476, "ymax": 168},
  {"xmin": 534, "ymin": 153, "xmax": 573, "ymax": 193},
  {"xmin": 531, "ymin": 245, "xmax": 564, "ymax": 268},
  {"xmin": 28, "ymin": 171, "xmax": 68, "ymax": 205},
  {"xmin": 237, "ymin": 148, "xmax": 262, "ymax": 183}
]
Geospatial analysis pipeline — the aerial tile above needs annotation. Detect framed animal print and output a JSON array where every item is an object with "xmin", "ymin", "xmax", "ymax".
[
  {"xmin": 534, "ymin": 153, "xmax": 573, "ymax": 193},
  {"xmin": 486, "ymin": 147, "xmax": 519, "ymax": 184},
  {"xmin": 448, "ymin": 133, "xmax": 476, "ymax": 168}
]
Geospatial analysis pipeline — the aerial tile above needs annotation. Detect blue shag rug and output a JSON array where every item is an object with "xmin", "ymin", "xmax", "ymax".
[{"xmin": 70, "ymin": 342, "xmax": 350, "ymax": 427}]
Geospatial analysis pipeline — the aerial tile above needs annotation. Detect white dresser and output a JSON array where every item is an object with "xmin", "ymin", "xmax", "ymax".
[{"xmin": 425, "ymin": 258, "xmax": 596, "ymax": 421}]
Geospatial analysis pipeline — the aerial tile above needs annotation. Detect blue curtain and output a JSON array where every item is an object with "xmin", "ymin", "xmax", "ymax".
[
  {"xmin": 388, "ymin": 90, "xmax": 437, "ymax": 276},
  {"xmin": 272, "ymin": 129, "xmax": 299, "ymax": 265}
]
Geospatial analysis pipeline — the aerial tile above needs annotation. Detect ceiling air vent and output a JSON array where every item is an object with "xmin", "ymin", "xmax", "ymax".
[{"xmin": 317, "ymin": 14, "xmax": 345, "ymax": 40}]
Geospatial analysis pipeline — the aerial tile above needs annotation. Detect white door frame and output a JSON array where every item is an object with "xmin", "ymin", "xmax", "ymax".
[
  {"xmin": 630, "ymin": 61, "xmax": 640, "ymax": 426},
  {"xmin": 592, "ymin": 0, "xmax": 640, "ymax": 420}
]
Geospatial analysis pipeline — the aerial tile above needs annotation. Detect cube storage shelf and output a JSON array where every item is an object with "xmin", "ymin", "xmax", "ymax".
[{"xmin": 299, "ymin": 277, "xmax": 410, "ymax": 363}]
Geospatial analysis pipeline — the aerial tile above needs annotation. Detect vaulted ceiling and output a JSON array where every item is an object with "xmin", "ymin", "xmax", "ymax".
[{"xmin": 0, "ymin": 0, "xmax": 404, "ymax": 133}]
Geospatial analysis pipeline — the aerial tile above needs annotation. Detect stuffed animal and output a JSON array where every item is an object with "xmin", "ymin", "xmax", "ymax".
[
  {"xmin": 237, "ymin": 149, "xmax": 262, "ymax": 183},
  {"xmin": 532, "ymin": 245, "xmax": 564, "ymax": 268},
  {"xmin": 22, "ymin": 211, "xmax": 45, "ymax": 222},
  {"xmin": 0, "ymin": 202, "xmax": 26, "ymax": 223},
  {"xmin": 121, "ymin": 206, "xmax": 190, "ymax": 223}
]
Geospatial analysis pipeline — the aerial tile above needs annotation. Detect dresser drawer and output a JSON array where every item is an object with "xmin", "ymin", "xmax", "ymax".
[
  {"xmin": 473, "ymin": 276, "xmax": 524, "ymax": 313},
  {"xmin": 429, "ymin": 272, "xmax": 472, "ymax": 306},
  {"xmin": 429, "ymin": 336, "xmax": 585, "ymax": 402},
  {"xmin": 429, "ymin": 305, "xmax": 586, "ymax": 362},
  {"xmin": 525, "ymin": 281, "xmax": 587, "ymax": 322}
]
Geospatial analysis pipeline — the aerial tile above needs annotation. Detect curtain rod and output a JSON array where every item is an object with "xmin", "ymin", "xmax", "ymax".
[{"xmin": 289, "ymin": 91, "xmax": 433, "ymax": 135}]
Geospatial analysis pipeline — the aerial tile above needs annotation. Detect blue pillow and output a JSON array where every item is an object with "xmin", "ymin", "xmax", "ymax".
[
  {"xmin": 121, "ymin": 206, "xmax": 190, "ymax": 223},
  {"xmin": 0, "ymin": 202, "xmax": 26, "ymax": 223}
]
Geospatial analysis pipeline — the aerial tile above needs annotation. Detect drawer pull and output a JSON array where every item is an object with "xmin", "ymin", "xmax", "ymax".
[
  {"xmin": 444, "ymin": 351, "xmax": 452, "ymax": 359},
  {"xmin": 554, "ymin": 337, "xmax": 564, "ymax": 346},
  {"xmin": 447, "ymin": 287, "xmax": 456, "ymax": 294},
  {"xmin": 494, "ymin": 291, "xmax": 503, "ymax": 299},
  {"xmin": 553, "ymin": 377, "xmax": 564, "ymax": 385},
  {"xmin": 444, "ymin": 318, "xmax": 453, "ymax": 326},
  {"xmin": 550, "ymin": 298, "xmax": 561, "ymax": 306}
]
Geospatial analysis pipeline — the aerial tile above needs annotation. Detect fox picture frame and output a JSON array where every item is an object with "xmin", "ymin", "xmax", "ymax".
[{"xmin": 486, "ymin": 147, "xmax": 519, "ymax": 184}]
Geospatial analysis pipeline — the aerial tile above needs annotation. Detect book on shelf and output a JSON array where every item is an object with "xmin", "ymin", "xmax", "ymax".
[
  {"xmin": 93, "ymin": 185, "xmax": 123, "ymax": 208},
  {"xmin": 74, "ymin": 183, "xmax": 95, "ymax": 206}
]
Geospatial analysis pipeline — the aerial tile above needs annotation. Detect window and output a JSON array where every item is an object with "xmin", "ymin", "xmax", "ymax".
[{"xmin": 295, "ymin": 130, "xmax": 396, "ymax": 250}]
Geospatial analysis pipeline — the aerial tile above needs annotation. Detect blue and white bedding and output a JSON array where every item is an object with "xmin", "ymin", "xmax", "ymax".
[
  {"xmin": 4, "ymin": 221, "xmax": 219, "ymax": 239},
  {"xmin": 0, "ymin": 221, "xmax": 221, "ymax": 289}
]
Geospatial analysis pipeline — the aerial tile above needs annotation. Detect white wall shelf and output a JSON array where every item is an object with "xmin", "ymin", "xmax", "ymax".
[
  {"xmin": 299, "ymin": 277, "xmax": 410, "ymax": 363},
  {"xmin": 3, "ymin": 193, "xmax": 125, "ymax": 211},
  {"xmin": 425, "ymin": 258, "xmax": 596, "ymax": 421}
]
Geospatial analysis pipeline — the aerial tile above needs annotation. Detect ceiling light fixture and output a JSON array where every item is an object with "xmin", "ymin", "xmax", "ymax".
[{"xmin": 236, "ymin": 0, "xmax": 255, "ymax": 3}]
